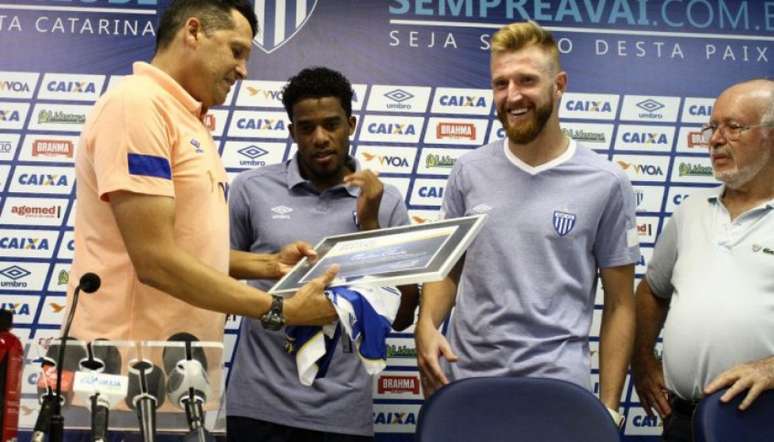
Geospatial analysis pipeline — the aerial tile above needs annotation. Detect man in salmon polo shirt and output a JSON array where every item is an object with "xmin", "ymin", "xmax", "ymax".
[{"xmin": 66, "ymin": 0, "xmax": 338, "ymax": 346}]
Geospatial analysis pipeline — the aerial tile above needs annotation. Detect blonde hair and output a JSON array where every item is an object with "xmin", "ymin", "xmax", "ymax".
[{"xmin": 491, "ymin": 20, "xmax": 561, "ymax": 73}]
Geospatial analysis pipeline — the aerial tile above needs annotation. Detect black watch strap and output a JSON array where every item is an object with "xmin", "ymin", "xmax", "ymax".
[{"xmin": 260, "ymin": 295, "xmax": 285, "ymax": 330}]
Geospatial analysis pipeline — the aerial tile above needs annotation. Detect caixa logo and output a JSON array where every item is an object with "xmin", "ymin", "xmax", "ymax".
[
  {"xmin": 0, "ymin": 110, "xmax": 20, "ymax": 122},
  {"xmin": 439, "ymin": 95, "xmax": 487, "ymax": 108},
  {"xmin": 18, "ymin": 174, "xmax": 69, "ymax": 186},
  {"xmin": 0, "ymin": 302, "xmax": 31, "ymax": 315},
  {"xmin": 633, "ymin": 414, "xmax": 661, "ymax": 428},
  {"xmin": 672, "ymin": 193, "xmax": 690, "ymax": 205},
  {"xmin": 46, "ymin": 81, "xmax": 97, "ymax": 94},
  {"xmin": 688, "ymin": 104, "xmax": 712, "ymax": 117},
  {"xmin": 418, "ymin": 186, "xmax": 443, "ymax": 198},
  {"xmin": 367, "ymin": 123, "xmax": 416, "ymax": 135},
  {"xmin": 564, "ymin": 100, "xmax": 612, "ymax": 112},
  {"xmin": 621, "ymin": 132, "xmax": 668, "ymax": 145},
  {"xmin": 0, "ymin": 237, "xmax": 49, "ymax": 251},
  {"xmin": 373, "ymin": 411, "xmax": 417, "ymax": 425},
  {"xmin": 236, "ymin": 118, "xmax": 285, "ymax": 130}
]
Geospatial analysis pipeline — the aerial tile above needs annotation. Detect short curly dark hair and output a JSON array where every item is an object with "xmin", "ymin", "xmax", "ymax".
[{"xmin": 282, "ymin": 67, "xmax": 354, "ymax": 121}]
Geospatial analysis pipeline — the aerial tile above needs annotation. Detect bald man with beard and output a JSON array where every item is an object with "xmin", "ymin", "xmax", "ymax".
[{"xmin": 633, "ymin": 79, "xmax": 774, "ymax": 442}]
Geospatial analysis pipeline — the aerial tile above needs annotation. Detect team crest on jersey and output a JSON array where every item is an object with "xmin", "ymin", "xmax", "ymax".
[
  {"xmin": 253, "ymin": 0, "xmax": 319, "ymax": 54},
  {"xmin": 553, "ymin": 210, "xmax": 576, "ymax": 237}
]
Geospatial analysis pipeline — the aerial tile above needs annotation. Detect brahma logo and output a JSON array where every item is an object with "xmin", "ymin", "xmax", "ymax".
[
  {"xmin": 377, "ymin": 375, "xmax": 419, "ymax": 394},
  {"xmin": 686, "ymin": 131, "xmax": 708, "ymax": 148},
  {"xmin": 436, "ymin": 122, "xmax": 475, "ymax": 140},
  {"xmin": 410, "ymin": 215, "xmax": 429, "ymax": 224},
  {"xmin": 32, "ymin": 139, "xmax": 74, "ymax": 157},
  {"xmin": 253, "ymin": 1, "xmax": 318, "ymax": 54}
]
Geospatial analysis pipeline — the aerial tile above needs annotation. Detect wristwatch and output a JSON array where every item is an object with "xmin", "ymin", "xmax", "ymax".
[{"xmin": 260, "ymin": 295, "xmax": 286, "ymax": 330}]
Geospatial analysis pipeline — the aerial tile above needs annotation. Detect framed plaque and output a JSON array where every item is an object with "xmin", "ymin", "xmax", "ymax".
[{"xmin": 269, "ymin": 214, "xmax": 486, "ymax": 294}]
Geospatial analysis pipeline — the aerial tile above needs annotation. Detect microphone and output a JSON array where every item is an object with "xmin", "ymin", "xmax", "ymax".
[
  {"xmin": 33, "ymin": 339, "xmax": 86, "ymax": 442},
  {"xmin": 163, "ymin": 333, "xmax": 212, "ymax": 442},
  {"xmin": 125, "ymin": 361, "xmax": 165, "ymax": 442},
  {"xmin": 76, "ymin": 341, "xmax": 124, "ymax": 442},
  {"xmin": 40, "ymin": 272, "xmax": 102, "ymax": 442}
]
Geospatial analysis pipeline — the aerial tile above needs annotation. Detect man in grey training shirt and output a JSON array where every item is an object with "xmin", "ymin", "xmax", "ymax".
[
  {"xmin": 415, "ymin": 20, "xmax": 639, "ymax": 426},
  {"xmin": 226, "ymin": 67, "xmax": 418, "ymax": 442},
  {"xmin": 632, "ymin": 79, "xmax": 774, "ymax": 442}
]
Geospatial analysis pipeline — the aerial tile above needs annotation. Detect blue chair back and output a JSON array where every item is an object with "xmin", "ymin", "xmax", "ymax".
[
  {"xmin": 693, "ymin": 388, "xmax": 774, "ymax": 442},
  {"xmin": 415, "ymin": 376, "xmax": 621, "ymax": 442}
]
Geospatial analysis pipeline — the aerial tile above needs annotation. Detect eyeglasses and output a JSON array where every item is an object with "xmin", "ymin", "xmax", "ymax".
[{"xmin": 700, "ymin": 122, "xmax": 772, "ymax": 144}]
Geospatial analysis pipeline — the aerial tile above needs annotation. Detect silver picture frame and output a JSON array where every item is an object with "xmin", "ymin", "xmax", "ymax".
[{"xmin": 269, "ymin": 214, "xmax": 487, "ymax": 295}]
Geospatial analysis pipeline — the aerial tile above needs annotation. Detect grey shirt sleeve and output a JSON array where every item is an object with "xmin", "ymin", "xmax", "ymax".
[
  {"xmin": 228, "ymin": 174, "xmax": 253, "ymax": 251},
  {"xmin": 645, "ymin": 213, "xmax": 679, "ymax": 299},
  {"xmin": 594, "ymin": 174, "xmax": 640, "ymax": 268},
  {"xmin": 441, "ymin": 161, "xmax": 465, "ymax": 219}
]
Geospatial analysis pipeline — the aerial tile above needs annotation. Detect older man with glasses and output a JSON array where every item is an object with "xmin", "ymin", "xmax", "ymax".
[{"xmin": 632, "ymin": 78, "xmax": 774, "ymax": 442}]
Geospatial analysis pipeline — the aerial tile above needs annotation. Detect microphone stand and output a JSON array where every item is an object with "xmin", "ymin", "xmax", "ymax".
[{"xmin": 49, "ymin": 283, "xmax": 83, "ymax": 442}]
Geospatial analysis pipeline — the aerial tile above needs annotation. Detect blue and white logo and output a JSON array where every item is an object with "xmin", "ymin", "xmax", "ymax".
[
  {"xmin": 552, "ymin": 211, "xmax": 576, "ymax": 237},
  {"xmin": 253, "ymin": 0, "xmax": 319, "ymax": 54}
]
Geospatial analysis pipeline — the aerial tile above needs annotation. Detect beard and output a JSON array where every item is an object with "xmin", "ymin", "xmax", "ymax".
[
  {"xmin": 497, "ymin": 94, "xmax": 554, "ymax": 144},
  {"xmin": 714, "ymin": 147, "xmax": 770, "ymax": 189}
]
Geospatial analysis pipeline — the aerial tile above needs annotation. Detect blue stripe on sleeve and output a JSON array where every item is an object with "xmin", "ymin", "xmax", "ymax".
[{"xmin": 127, "ymin": 153, "xmax": 171, "ymax": 179}]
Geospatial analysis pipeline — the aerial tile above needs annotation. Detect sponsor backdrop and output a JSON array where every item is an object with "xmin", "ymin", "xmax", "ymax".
[{"xmin": 1, "ymin": 0, "xmax": 772, "ymax": 439}]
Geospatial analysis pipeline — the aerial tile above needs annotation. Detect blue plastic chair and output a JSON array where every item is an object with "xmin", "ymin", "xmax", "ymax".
[
  {"xmin": 415, "ymin": 376, "xmax": 621, "ymax": 442},
  {"xmin": 693, "ymin": 388, "xmax": 774, "ymax": 442}
]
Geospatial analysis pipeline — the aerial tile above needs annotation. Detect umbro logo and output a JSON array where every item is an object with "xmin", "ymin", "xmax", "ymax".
[
  {"xmin": 471, "ymin": 204, "xmax": 492, "ymax": 213},
  {"xmin": 271, "ymin": 206, "xmax": 293, "ymax": 219}
]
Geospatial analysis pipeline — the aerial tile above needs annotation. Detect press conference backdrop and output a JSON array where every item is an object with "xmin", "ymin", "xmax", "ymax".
[{"xmin": 0, "ymin": 0, "xmax": 772, "ymax": 439}]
